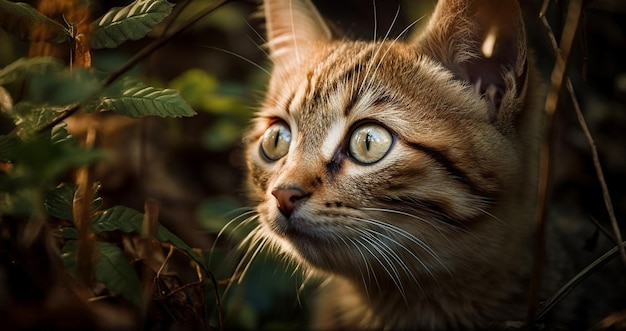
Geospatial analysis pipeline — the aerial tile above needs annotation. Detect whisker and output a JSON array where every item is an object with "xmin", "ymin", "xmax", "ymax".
[
  {"xmin": 289, "ymin": 0, "xmax": 301, "ymax": 65},
  {"xmin": 243, "ymin": 16, "xmax": 268, "ymax": 46},
  {"xmin": 372, "ymin": 0, "xmax": 377, "ymax": 41},
  {"xmin": 203, "ymin": 46, "xmax": 270, "ymax": 75},
  {"xmin": 356, "ymin": 227, "xmax": 418, "ymax": 287},
  {"xmin": 212, "ymin": 209, "xmax": 257, "ymax": 245},
  {"xmin": 361, "ymin": 207, "xmax": 450, "ymax": 232},
  {"xmin": 363, "ymin": 16, "xmax": 425, "ymax": 93},
  {"xmin": 358, "ymin": 5, "xmax": 400, "ymax": 95},
  {"xmin": 338, "ymin": 235, "xmax": 371, "ymax": 300},
  {"xmin": 209, "ymin": 209, "xmax": 257, "ymax": 265},
  {"xmin": 237, "ymin": 231, "xmax": 269, "ymax": 284},
  {"xmin": 357, "ymin": 225, "xmax": 429, "ymax": 289},
  {"xmin": 353, "ymin": 215, "xmax": 451, "ymax": 277},
  {"xmin": 222, "ymin": 225, "xmax": 265, "ymax": 297},
  {"xmin": 477, "ymin": 206, "xmax": 504, "ymax": 224},
  {"xmin": 353, "ymin": 231, "xmax": 408, "ymax": 304}
]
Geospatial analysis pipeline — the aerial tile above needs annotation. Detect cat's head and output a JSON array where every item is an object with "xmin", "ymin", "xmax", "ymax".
[{"xmin": 244, "ymin": 0, "xmax": 534, "ymax": 288}]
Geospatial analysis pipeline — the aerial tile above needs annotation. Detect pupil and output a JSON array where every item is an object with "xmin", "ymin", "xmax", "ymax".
[
  {"xmin": 274, "ymin": 129, "xmax": 280, "ymax": 147},
  {"xmin": 365, "ymin": 131, "xmax": 372, "ymax": 151}
]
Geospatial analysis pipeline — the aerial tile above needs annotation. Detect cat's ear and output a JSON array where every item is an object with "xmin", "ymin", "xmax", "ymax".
[
  {"xmin": 264, "ymin": 0, "xmax": 332, "ymax": 68},
  {"xmin": 415, "ymin": 0, "xmax": 528, "ymax": 123}
]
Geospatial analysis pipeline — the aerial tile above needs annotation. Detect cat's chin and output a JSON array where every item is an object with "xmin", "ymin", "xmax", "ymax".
[
  {"xmin": 268, "ymin": 214, "xmax": 331, "ymax": 246},
  {"xmin": 263, "ymin": 212, "xmax": 349, "ymax": 270}
]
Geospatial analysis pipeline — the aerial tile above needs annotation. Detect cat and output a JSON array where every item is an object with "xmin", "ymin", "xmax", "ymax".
[{"xmin": 242, "ymin": 0, "xmax": 545, "ymax": 329}]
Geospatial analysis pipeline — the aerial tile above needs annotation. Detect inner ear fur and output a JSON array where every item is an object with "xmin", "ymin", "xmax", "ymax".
[{"xmin": 414, "ymin": 0, "xmax": 528, "ymax": 123}]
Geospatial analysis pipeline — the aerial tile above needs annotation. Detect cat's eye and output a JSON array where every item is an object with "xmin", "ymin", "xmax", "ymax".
[
  {"xmin": 349, "ymin": 124, "xmax": 393, "ymax": 164},
  {"xmin": 260, "ymin": 122, "xmax": 292, "ymax": 161}
]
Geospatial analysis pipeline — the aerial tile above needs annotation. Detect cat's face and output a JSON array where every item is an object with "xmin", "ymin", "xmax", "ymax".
[{"xmin": 244, "ymin": 0, "xmax": 535, "ymax": 292}]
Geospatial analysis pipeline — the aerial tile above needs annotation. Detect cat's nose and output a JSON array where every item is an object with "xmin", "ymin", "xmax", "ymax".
[{"xmin": 271, "ymin": 186, "xmax": 308, "ymax": 218}]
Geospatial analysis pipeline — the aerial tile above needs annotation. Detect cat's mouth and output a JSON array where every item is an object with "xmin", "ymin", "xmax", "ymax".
[{"xmin": 269, "ymin": 209, "xmax": 338, "ymax": 241}]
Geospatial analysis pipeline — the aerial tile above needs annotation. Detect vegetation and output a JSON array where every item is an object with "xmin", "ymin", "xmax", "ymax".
[{"xmin": 0, "ymin": 0, "xmax": 235, "ymax": 329}]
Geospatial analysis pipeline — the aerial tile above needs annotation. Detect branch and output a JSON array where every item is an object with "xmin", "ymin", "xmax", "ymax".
[{"xmin": 36, "ymin": 0, "xmax": 234, "ymax": 134}]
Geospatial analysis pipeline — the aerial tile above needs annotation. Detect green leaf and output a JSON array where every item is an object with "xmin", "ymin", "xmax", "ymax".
[
  {"xmin": 0, "ymin": 0, "xmax": 69, "ymax": 43},
  {"xmin": 44, "ymin": 184, "xmax": 103, "ymax": 221},
  {"xmin": 54, "ymin": 227, "xmax": 79, "ymax": 239},
  {"xmin": 0, "ymin": 57, "xmax": 64, "ymax": 85},
  {"xmin": 61, "ymin": 241, "xmax": 142, "ymax": 305},
  {"xmin": 168, "ymin": 69, "xmax": 247, "ymax": 116},
  {"xmin": 95, "ymin": 241, "xmax": 142, "ymax": 305},
  {"xmin": 92, "ymin": 205, "xmax": 144, "ymax": 233},
  {"xmin": 11, "ymin": 102, "xmax": 68, "ymax": 137},
  {"xmin": 0, "ymin": 135, "xmax": 19, "ymax": 162},
  {"xmin": 28, "ymin": 68, "xmax": 102, "ymax": 106},
  {"xmin": 90, "ymin": 76, "xmax": 196, "ymax": 118},
  {"xmin": 6, "ymin": 131, "xmax": 105, "ymax": 189},
  {"xmin": 169, "ymin": 68, "xmax": 219, "ymax": 108},
  {"xmin": 92, "ymin": 206, "xmax": 207, "ymax": 270},
  {"xmin": 50, "ymin": 123, "xmax": 74, "ymax": 145},
  {"xmin": 90, "ymin": 0, "xmax": 173, "ymax": 49}
]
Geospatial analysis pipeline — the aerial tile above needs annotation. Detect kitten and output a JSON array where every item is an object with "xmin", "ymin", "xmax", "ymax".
[{"xmin": 243, "ymin": 0, "xmax": 544, "ymax": 329}]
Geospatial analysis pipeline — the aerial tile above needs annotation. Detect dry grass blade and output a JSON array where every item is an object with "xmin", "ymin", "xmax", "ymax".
[
  {"xmin": 529, "ymin": 0, "xmax": 626, "ymax": 323},
  {"xmin": 527, "ymin": 0, "xmax": 583, "ymax": 324},
  {"xmin": 539, "ymin": 0, "xmax": 626, "ymax": 265},
  {"xmin": 536, "ymin": 241, "xmax": 626, "ymax": 321},
  {"xmin": 567, "ymin": 78, "xmax": 626, "ymax": 266}
]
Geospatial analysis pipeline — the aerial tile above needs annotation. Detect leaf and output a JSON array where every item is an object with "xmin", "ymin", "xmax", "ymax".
[
  {"xmin": 92, "ymin": 206, "xmax": 207, "ymax": 270},
  {"xmin": 169, "ymin": 68, "xmax": 219, "ymax": 108},
  {"xmin": 28, "ymin": 68, "xmax": 102, "ymax": 106},
  {"xmin": 6, "ymin": 131, "xmax": 105, "ymax": 189},
  {"xmin": 0, "ymin": 135, "xmax": 19, "ymax": 162},
  {"xmin": 90, "ymin": 76, "xmax": 196, "ymax": 118},
  {"xmin": 0, "ymin": 86, "xmax": 12, "ymax": 113},
  {"xmin": 94, "ymin": 241, "xmax": 142, "ymax": 305},
  {"xmin": 11, "ymin": 102, "xmax": 68, "ymax": 137},
  {"xmin": 54, "ymin": 227, "xmax": 79, "ymax": 239},
  {"xmin": 90, "ymin": 0, "xmax": 173, "ymax": 49},
  {"xmin": 0, "ymin": 57, "xmax": 64, "ymax": 86},
  {"xmin": 61, "ymin": 241, "xmax": 142, "ymax": 305},
  {"xmin": 0, "ymin": 0, "xmax": 69, "ymax": 43},
  {"xmin": 44, "ymin": 183, "xmax": 103, "ymax": 221},
  {"xmin": 168, "ymin": 69, "xmax": 247, "ymax": 116},
  {"xmin": 50, "ymin": 123, "xmax": 73, "ymax": 145}
]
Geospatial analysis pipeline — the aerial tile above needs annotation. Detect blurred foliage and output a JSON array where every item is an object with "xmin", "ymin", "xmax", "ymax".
[{"xmin": 0, "ymin": 0, "xmax": 221, "ymax": 329}]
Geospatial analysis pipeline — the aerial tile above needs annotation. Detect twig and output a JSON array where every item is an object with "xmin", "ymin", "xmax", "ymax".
[
  {"xmin": 540, "ymin": 0, "xmax": 626, "ymax": 266},
  {"xmin": 102, "ymin": 0, "xmax": 233, "ymax": 87},
  {"xmin": 36, "ymin": 0, "xmax": 235, "ymax": 134},
  {"xmin": 589, "ymin": 216, "xmax": 618, "ymax": 244},
  {"xmin": 527, "ymin": 0, "xmax": 584, "ymax": 324},
  {"xmin": 153, "ymin": 279, "xmax": 205, "ymax": 300},
  {"xmin": 536, "ymin": 241, "xmax": 626, "ymax": 321},
  {"xmin": 208, "ymin": 266, "xmax": 224, "ymax": 331},
  {"xmin": 567, "ymin": 78, "xmax": 626, "ymax": 266}
]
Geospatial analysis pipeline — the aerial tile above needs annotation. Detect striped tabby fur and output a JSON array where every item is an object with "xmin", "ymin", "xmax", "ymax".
[{"xmin": 242, "ymin": 0, "xmax": 544, "ymax": 329}]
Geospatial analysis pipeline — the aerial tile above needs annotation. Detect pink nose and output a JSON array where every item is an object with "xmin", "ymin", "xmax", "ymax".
[{"xmin": 271, "ymin": 186, "xmax": 308, "ymax": 218}]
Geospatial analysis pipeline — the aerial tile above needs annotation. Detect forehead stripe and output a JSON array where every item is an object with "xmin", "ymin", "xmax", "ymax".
[{"xmin": 407, "ymin": 141, "xmax": 484, "ymax": 196}]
